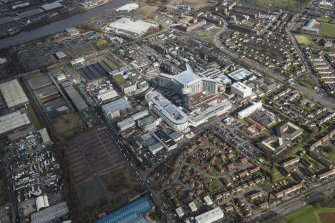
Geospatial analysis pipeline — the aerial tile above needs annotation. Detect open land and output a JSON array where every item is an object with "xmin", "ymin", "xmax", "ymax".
[{"xmin": 284, "ymin": 205, "xmax": 335, "ymax": 223}]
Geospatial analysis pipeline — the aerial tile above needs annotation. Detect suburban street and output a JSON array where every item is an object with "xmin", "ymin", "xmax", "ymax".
[{"xmin": 210, "ymin": 17, "xmax": 335, "ymax": 112}]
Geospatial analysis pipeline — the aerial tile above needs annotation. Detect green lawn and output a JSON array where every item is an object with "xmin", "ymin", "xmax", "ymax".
[
  {"xmin": 96, "ymin": 38, "xmax": 109, "ymax": 48},
  {"xmin": 197, "ymin": 31, "xmax": 215, "ymax": 44},
  {"xmin": 294, "ymin": 34, "xmax": 310, "ymax": 45},
  {"xmin": 243, "ymin": 0, "xmax": 309, "ymax": 11},
  {"xmin": 322, "ymin": 152, "xmax": 335, "ymax": 162},
  {"xmin": 320, "ymin": 22, "xmax": 335, "ymax": 38},
  {"xmin": 27, "ymin": 105, "xmax": 42, "ymax": 130},
  {"xmin": 208, "ymin": 179, "xmax": 223, "ymax": 192},
  {"xmin": 284, "ymin": 205, "xmax": 335, "ymax": 223},
  {"xmin": 51, "ymin": 113, "xmax": 83, "ymax": 139},
  {"xmin": 317, "ymin": 17, "xmax": 331, "ymax": 23},
  {"xmin": 298, "ymin": 76, "xmax": 315, "ymax": 90},
  {"xmin": 321, "ymin": 150, "xmax": 335, "ymax": 162}
]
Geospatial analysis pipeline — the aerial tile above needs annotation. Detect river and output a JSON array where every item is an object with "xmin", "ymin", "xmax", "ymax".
[{"xmin": 0, "ymin": 0, "xmax": 130, "ymax": 49}]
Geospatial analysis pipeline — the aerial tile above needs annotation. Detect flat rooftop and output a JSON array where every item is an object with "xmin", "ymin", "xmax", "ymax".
[
  {"xmin": 0, "ymin": 79, "xmax": 29, "ymax": 109},
  {"xmin": 0, "ymin": 111, "xmax": 31, "ymax": 135},
  {"xmin": 228, "ymin": 68, "xmax": 253, "ymax": 81},
  {"xmin": 232, "ymin": 82, "xmax": 252, "ymax": 91},
  {"xmin": 174, "ymin": 70, "xmax": 202, "ymax": 86},
  {"xmin": 146, "ymin": 91, "xmax": 188, "ymax": 125},
  {"xmin": 101, "ymin": 97, "xmax": 130, "ymax": 114},
  {"xmin": 109, "ymin": 17, "xmax": 158, "ymax": 36},
  {"xmin": 116, "ymin": 3, "xmax": 139, "ymax": 12},
  {"xmin": 31, "ymin": 201, "xmax": 69, "ymax": 223},
  {"xmin": 40, "ymin": 2, "xmax": 63, "ymax": 11}
]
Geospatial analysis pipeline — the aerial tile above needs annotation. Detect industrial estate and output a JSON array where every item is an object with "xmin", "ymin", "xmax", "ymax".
[{"xmin": 0, "ymin": 0, "xmax": 335, "ymax": 223}]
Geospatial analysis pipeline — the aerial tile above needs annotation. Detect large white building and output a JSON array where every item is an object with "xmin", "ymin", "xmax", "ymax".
[
  {"xmin": 194, "ymin": 207, "xmax": 224, "ymax": 223},
  {"xmin": 188, "ymin": 93, "xmax": 232, "ymax": 126},
  {"xmin": 0, "ymin": 111, "xmax": 31, "ymax": 136},
  {"xmin": 107, "ymin": 17, "xmax": 158, "ymax": 37},
  {"xmin": 101, "ymin": 97, "xmax": 131, "ymax": 120},
  {"xmin": 0, "ymin": 79, "xmax": 29, "ymax": 110},
  {"xmin": 157, "ymin": 66, "xmax": 217, "ymax": 108},
  {"xmin": 231, "ymin": 82, "xmax": 252, "ymax": 98},
  {"xmin": 145, "ymin": 91, "xmax": 189, "ymax": 131},
  {"xmin": 116, "ymin": 3, "xmax": 139, "ymax": 12},
  {"xmin": 238, "ymin": 102, "xmax": 262, "ymax": 119}
]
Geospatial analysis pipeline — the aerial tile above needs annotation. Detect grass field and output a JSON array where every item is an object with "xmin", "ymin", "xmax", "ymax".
[
  {"xmin": 96, "ymin": 38, "xmax": 109, "ymax": 48},
  {"xmin": 182, "ymin": 0, "xmax": 211, "ymax": 9},
  {"xmin": 320, "ymin": 22, "xmax": 335, "ymax": 38},
  {"xmin": 322, "ymin": 151, "xmax": 335, "ymax": 162},
  {"xmin": 321, "ymin": 145, "xmax": 335, "ymax": 162},
  {"xmin": 27, "ymin": 105, "xmax": 42, "ymax": 130},
  {"xmin": 284, "ymin": 205, "xmax": 335, "ymax": 223},
  {"xmin": 243, "ymin": 0, "xmax": 309, "ymax": 11},
  {"xmin": 134, "ymin": 5, "xmax": 159, "ymax": 19},
  {"xmin": 317, "ymin": 17, "xmax": 331, "ymax": 23},
  {"xmin": 52, "ymin": 113, "xmax": 83, "ymax": 139},
  {"xmin": 295, "ymin": 34, "xmax": 311, "ymax": 45},
  {"xmin": 298, "ymin": 76, "xmax": 315, "ymax": 90},
  {"xmin": 197, "ymin": 31, "xmax": 215, "ymax": 43}
]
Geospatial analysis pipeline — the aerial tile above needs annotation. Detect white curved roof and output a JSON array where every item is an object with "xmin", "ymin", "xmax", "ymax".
[{"xmin": 146, "ymin": 91, "xmax": 188, "ymax": 125}]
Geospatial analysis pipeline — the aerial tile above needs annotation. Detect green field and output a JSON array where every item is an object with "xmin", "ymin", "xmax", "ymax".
[
  {"xmin": 320, "ymin": 22, "xmax": 335, "ymax": 38},
  {"xmin": 243, "ymin": 0, "xmax": 310, "ymax": 11},
  {"xmin": 52, "ymin": 113, "xmax": 83, "ymax": 139},
  {"xmin": 284, "ymin": 205, "xmax": 335, "ymax": 223},
  {"xmin": 317, "ymin": 17, "xmax": 331, "ymax": 23},
  {"xmin": 27, "ymin": 105, "xmax": 42, "ymax": 130},
  {"xmin": 298, "ymin": 76, "xmax": 315, "ymax": 90},
  {"xmin": 321, "ymin": 145, "xmax": 335, "ymax": 162},
  {"xmin": 96, "ymin": 38, "xmax": 109, "ymax": 48},
  {"xmin": 294, "ymin": 34, "xmax": 310, "ymax": 45},
  {"xmin": 197, "ymin": 31, "xmax": 215, "ymax": 43}
]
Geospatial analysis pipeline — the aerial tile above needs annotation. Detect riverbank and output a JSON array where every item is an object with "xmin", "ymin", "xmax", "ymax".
[{"xmin": 0, "ymin": 0, "xmax": 130, "ymax": 50}]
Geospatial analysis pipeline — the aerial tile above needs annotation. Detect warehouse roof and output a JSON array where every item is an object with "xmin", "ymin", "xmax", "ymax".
[
  {"xmin": 0, "ymin": 111, "xmax": 31, "ymax": 136},
  {"xmin": 0, "ymin": 17, "xmax": 14, "ymax": 25},
  {"xmin": 228, "ymin": 68, "xmax": 253, "ymax": 81},
  {"xmin": 40, "ymin": 2, "xmax": 63, "ymax": 11},
  {"xmin": 94, "ymin": 197, "xmax": 152, "ymax": 223},
  {"xmin": 116, "ymin": 3, "xmax": 139, "ymax": 12},
  {"xmin": 18, "ymin": 9, "xmax": 44, "ymax": 19},
  {"xmin": 65, "ymin": 27, "xmax": 80, "ymax": 36},
  {"xmin": 101, "ymin": 97, "xmax": 130, "ymax": 114},
  {"xmin": 0, "ymin": 79, "xmax": 29, "ymax": 109},
  {"xmin": 38, "ymin": 128, "xmax": 52, "ymax": 145},
  {"xmin": 109, "ymin": 17, "xmax": 158, "ymax": 36},
  {"xmin": 31, "ymin": 201, "xmax": 69, "ymax": 223},
  {"xmin": 63, "ymin": 85, "xmax": 88, "ymax": 112},
  {"xmin": 194, "ymin": 207, "xmax": 224, "ymax": 223},
  {"xmin": 28, "ymin": 75, "xmax": 53, "ymax": 90}
]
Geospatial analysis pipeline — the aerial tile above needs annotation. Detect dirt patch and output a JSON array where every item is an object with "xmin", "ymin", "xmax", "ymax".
[
  {"xmin": 134, "ymin": 5, "xmax": 159, "ymax": 19},
  {"xmin": 319, "ymin": 213, "xmax": 335, "ymax": 223},
  {"xmin": 182, "ymin": 0, "xmax": 211, "ymax": 9}
]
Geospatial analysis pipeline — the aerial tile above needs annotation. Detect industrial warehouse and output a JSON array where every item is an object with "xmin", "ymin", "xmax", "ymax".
[
  {"xmin": 107, "ymin": 17, "xmax": 158, "ymax": 37},
  {"xmin": 0, "ymin": 79, "xmax": 29, "ymax": 110},
  {"xmin": 28, "ymin": 74, "xmax": 72, "ymax": 120}
]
